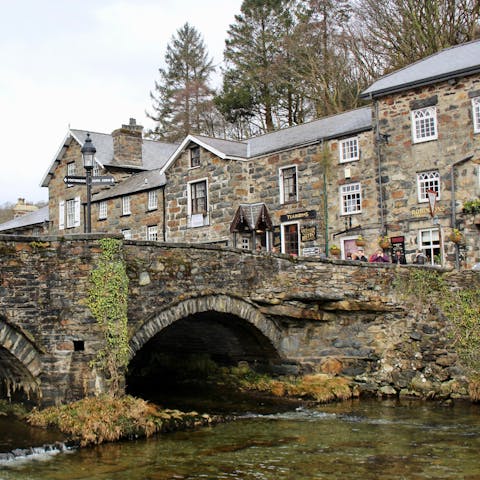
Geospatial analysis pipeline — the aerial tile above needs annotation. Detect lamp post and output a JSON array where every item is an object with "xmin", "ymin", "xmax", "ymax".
[{"xmin": 81, "ymin": 133, "xmax": 96, "ymax": 233}]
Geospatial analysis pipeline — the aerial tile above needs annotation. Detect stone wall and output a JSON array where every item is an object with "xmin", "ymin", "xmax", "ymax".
[{"xmin": 0, "ymin": 235, "xmax": 478, "ymax": 405}]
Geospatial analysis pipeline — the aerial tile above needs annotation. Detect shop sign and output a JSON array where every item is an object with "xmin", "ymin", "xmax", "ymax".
[
  {"xmin": 272, "ymin": 225, "xmax": 281, "ymax": 247},
  {"xmin": 303, "ymin": 247, "xmax": 320, "ymax": 257},
  {"xmin": 411, "ymin": 205, "xmax": 447, "ymax": 217},
  {"xmin": 301, "ymin": 225, "xmax": 317, "ymax": 242},
  {"xmin": 280, "ymin": 210, "xmax": 316, "ymax": 222}
]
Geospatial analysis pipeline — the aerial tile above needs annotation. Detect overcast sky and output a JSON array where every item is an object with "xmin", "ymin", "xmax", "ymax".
[{"xmin": 0, "ymin": 0, "xmax": 243, "ymax": 205}]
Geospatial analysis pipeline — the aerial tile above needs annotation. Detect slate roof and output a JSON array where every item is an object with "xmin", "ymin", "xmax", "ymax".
[
  {"xmin": 0, "ymin": 206, "xmax": 49, "ymax": 232},
  {"xmin": 230, "ymin": 203, "xmax": 273, "ymax": 233},
  {"xmin": 41, "ymin": 130, "xmax": 178, "ymax": 187},
  {"xmin": 161, "ymin": 106, "xmax": 372, "ymax": 173},
  {"xmin": 362, "ymin": 39, "xmax": 480, "ymax": 99},
  {"xmin": 92, "ymin": 169, "xmax": 166, "ymax": 202}
]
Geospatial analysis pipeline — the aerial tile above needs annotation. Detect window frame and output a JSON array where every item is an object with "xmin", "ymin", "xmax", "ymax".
[
  {"xmin": 411, "ymin": 106, "xmax": 438, "ymax": 143},
  {"xmin": 339, "ymin": 137, "xmax": 359, "ymax": 163},
  {"xmin": 190, "ymin": 146, "xmax": 200, "ymax": 168},
  {"xmin": 279, "ymin": 165, "xmax": 298, "ymax": 204},
  {"xmin": 98, "ymin": 201, "xmax": 107, "ymax": 220},
  {"xmin": 147, "ymin": 190, "xmax": 158, "ymax": 211},
  {"xmin": 66, "ymin": 162, "xmax": 76, "ymax": 187},
  {"xmin": 188, "ymin": 179, "xmax": 208, "ymax": 215},
  {"xmin": 146, "ymin": 225, "xmax": 158, "ymax": 241},
  {"xmin": 473, "ymin": 97, "xmax": 480, "ymax": 133},
  {"xmin": 418, "ymin": 228, "xmax": 441, "ymax": 266},
  {"xmin": 281, "ymin": 222, "xmax": 300, "ymax": 256},
  {"xmin": 340, "ymin": 182, "xmax": 362, "ymax": 215},
  {"xmin": 122, "ymin": 229, "xmax": 132, "ymax": 240},
  {"xmin": 122, "ymin": 195, "xmax": 131, "ymax": 216},
  {"xmin": 417, "ymin": 170, "xmax": 440, "ymax": 203},
  {"xmin": 66, "ymin": 197, "xmax": 80, "ymax": 228}
]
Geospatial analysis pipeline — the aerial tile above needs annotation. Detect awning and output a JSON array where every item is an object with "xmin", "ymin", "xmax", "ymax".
[{"xmin": 230, "ymin": 203, "xmax": 273, "ymax": 233}]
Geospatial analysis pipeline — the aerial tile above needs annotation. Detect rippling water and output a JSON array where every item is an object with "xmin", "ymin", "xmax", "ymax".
[{"xmin": 1, "ymin": 399, "xmax": 480, "ymax": 479}]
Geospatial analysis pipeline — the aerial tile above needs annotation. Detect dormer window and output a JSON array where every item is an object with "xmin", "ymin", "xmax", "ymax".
[{"xmin": 190, "ymin": 146, "xmax": 200, "ymax": 168}]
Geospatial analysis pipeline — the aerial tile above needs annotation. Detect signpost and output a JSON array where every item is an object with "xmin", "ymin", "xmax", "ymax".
[{"xmin": 64, "ymin": 175, "xmax": 115, "ymax": 185}]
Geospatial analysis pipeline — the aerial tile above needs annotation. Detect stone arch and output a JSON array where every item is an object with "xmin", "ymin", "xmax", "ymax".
[
  {"xmin": 129, "ymin": 294, "xmax": 283, "ymax": 359},
  {"xmin": 0, "ymin": 319, "xmax": 42, "ymax": 399}
]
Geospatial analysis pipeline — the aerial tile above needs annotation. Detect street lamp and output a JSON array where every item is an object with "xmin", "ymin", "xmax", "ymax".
[{"xmin": 81, "ymin": 133, "xmax": 96, "ymax": 233}]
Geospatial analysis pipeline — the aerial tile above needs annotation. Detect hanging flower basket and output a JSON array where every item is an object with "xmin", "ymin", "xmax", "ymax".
[
  {"xmin": 378, "ymin": 236, "xmax": 390, "ymax": 249},
  {"xmin": 330, "ymin": 245, "xmax": 340, "ymax": 256},
  {"xmin": 449, "ymin": 229, "xmax": 463, "ymax": 244},
  {"xmin": 355, "ymin": 235, "xmax": 365, "ymax": 246}
]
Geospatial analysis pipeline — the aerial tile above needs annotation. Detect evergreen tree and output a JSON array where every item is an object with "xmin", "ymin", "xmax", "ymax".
[
  {"xmin": 147, "ymin": 23, "xmax": 216, "ymax": 142},
  {"xmin": 217, "ymin": 0, "xmax": 295, "ymax": 134}
]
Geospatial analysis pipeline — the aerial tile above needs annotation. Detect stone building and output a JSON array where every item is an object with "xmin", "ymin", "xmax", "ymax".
[{"xmin": 1, "ymin": 40, "xmax": 479, "ymax": 268}]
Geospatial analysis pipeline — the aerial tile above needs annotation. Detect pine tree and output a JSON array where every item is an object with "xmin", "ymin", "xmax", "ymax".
[
  {"xmin": 217, "ymin": 0, "xmax": 295, "ymax": 134},
  {"xmin": 147, "ymin": 23, "xmax": 216, "ymax": 142}
]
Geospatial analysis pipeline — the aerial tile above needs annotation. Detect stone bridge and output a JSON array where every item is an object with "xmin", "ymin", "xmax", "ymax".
[{"xmin": 0, "ymin": 234, "xmax": 476, "ymax": 405}]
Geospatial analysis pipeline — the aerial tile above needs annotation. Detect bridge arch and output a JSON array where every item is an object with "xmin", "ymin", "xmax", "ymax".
[
  {"xmin": 0, "ymin": 319, "xmax": 42, "ymax": 400},
  {"xmin": 129, "ymin": 294, "xmax": 284, "ymax": 360}
]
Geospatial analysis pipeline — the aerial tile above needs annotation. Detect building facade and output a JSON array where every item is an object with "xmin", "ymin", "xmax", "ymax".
[{"xmin": 1, "ymin": 41, "xmax": 479, "ymax": 269}]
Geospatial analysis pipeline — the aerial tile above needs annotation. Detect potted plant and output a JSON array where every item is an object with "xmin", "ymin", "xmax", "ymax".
[
  {"xmin": 330, "ymin": 245, "xmax": 340, "ymax": 256},
  {"xmin": 355, "ymin": 235, "xmax": 365, "ymax": 246},
  {"xmin": 449, "ymin": 228, "xmax": 463, "ymax": 244},
  {"xmin": 378, "ymin": 235, "xmax": 390, "ymax": 249},
  {"xmin": 463, "ymin": 199, "xmax": 480, "ymax": 225}
]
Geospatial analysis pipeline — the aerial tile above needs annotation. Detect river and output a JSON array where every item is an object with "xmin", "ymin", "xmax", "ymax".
[{"xmin": 1, "ymin": 398, "xmax": 479, "ymax": 479}]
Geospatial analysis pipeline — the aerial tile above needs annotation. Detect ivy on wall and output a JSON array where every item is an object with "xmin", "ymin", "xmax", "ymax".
[
  {"xmin": 87, "ymin": 238, "xmax": 129, "ymax": 396},
  {"xmin": 395, "ymin": 269, "xmax": 480, "ymax": 399}
]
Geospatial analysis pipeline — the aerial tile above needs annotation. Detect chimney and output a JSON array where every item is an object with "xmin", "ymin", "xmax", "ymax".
[{"xmin": 112, "ymin": 118, "xmax": 143, "ymax": 167}]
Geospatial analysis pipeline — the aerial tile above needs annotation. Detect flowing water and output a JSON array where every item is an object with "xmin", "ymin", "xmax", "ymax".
[{"xmin": 1, "ymin": 398, "xmax": 480, "ymax": 479}]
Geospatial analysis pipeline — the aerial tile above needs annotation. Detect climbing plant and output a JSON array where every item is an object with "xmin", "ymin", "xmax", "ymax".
[
  {"xmin": 87, "ymin": 238, "xmax": 130, "ymax": 397},
  {"xmin": 395, "ymin": 269, "xmax": 480, "ymax": 400}
]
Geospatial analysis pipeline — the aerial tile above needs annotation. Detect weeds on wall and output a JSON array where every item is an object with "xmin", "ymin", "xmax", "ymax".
[
  {"xmin": 395, "ymin": 269, "xmax": 480, "ymax": 400},
  {"xmin": 87, "ymin": 238, "xmax": 130, "ymax": 397}
]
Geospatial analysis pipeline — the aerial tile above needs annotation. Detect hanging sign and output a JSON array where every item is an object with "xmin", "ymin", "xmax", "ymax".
[
  {"xmin": 280, "ymin": 210, "xmax": 316, "ymax": 222},
  {"xmin": 426, "ymin": 189, "xmax": 437, "ymax": 218},
  {"xmin": 301, "ymin": 225, "xmax": 317, "ymax": 242}
]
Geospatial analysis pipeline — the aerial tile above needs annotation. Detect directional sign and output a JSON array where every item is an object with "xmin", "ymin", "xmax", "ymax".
[
  {"xmin": 64, "ymin": 176, "xmax": 87, "ymax": 185},
  {"xmin": 91, "ymin": 175, "xmax": 115, "ymax": 185}
]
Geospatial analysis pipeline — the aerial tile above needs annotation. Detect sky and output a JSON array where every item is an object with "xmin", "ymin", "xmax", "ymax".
[{"xmin": 0, "ymin": 0, "xmax": 243, "ymax": 205}]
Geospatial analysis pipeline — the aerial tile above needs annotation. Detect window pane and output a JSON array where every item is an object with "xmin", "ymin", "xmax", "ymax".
[
  {"xmin": 417, "ymin": 171, "xmax": 440, "ymax": 202},
  {"xmin": 340, "ymin": 138, "xmax": 359, "ymax": 162},
  {"xmin": 282, "ymin": 167, "xmax": 297, "ymax": 203},
  {"xmin": 341, "ymin": 183, "xmax": 361, "ymax": 214},
  {"xmin": 283, "ymin": 224, "xmax": 299, "ymax": 255},
  {"xmin": 191, "ymin": 181, "xmax": 207, "ymax": 214},
  {"xmin": 412, "ymin": 107, "xmax": 437, "ymax": 142}
]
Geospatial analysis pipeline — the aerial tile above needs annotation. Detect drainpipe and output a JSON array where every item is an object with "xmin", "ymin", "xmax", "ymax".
[
  {"xmin": 374, "ymin": 99, "xmax": 386, "ymax": 234},
  {"xmin": 162, "ymin": 185, "xmax": 167, "ymax": 242},
  {"xmin": 451, "ymin": 155, "xmax": 473, "ymax": 269},
  {"xmin": 321, "ymin": 139, "xmax": 329, "ymax": 255}
]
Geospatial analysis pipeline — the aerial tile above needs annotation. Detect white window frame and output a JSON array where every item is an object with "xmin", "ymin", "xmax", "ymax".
[
  {"xmin": 279, "ymin": 165, "xmax": 298, "ymax": 204},
  {"xmin": 122, "ymin": 195, "xmax": 131, "ymax": 215},
  {"xmin": 473, "ymin": 97, "xmax": 480, "ymax": 133},
  {"xmin": 417, "ymin": 170, "xmax": 440, "ymax": 203},
  {"xmin": 146, "ymin": 225, "xmax": 158, "ymax": 241},
  {"xmin": 98, "ymin": 201, "xmax": 107, "ymax": 220},
  {"xmin": 93, "ymin": 161, "xmax": 100, "ymax": 177},
  {"xmin": 66, "ymin": 197, "xmax": 80, "ymax": 228},
  {"xmin": 187, "ymin": 178, "xmax": 209, "ymax": 227},
  {"xmin": 281, "ymin": 221, "xmax": 300, "ymax": 256},
  {"xmin": 411, "ymin": 106, "xmax": 438, "ymax": 143},
  {"xmin": 122, "ymin": 229, "xmax": 132, "ymax": 240},
  {"xmin": 419, "ymin": 228, "xmax": 441, "ymax": 266},
  {"xmin": 66, "ymin": 162, "xmax": 76, "ymax": 187},
  {"xmin": 148, "ymin": 190, "xmax": 158, "ymax": 210},
  {"xmin": 339, "ymin": 137, "xmax": 359, "ymax": 163},
  {"xmin": 340, "ymin": 182, "xmax": 362, "ymax": 215}
]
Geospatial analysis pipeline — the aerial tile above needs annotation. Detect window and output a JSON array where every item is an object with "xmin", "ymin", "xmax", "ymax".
[
  {"xmin": 417, "ymin": 171, "xmax": 440, "ymax": 203},
  {"xmin": 93, "ymin": 161, "xmax": 100, "ymax": 177},
  {"xmin": 146, "ymin": 225, "xmax": 158, "ymax": 241},
  {"xmin": 66, "ymin": 198, "xmax": 80, "ymax": 228},
  {"xmin": 339, "ymin": 137, "xmax": 359, "ymax": 163},
  {"xmin": 66, "ymin": 162, "xmax": 76, "ymax": 187},
  {"xmin": 98, "ymin": 201, "xmax": 107, "ymax": 219},
  {"xmin": 122, "ymin": 196, "xmax": 131, "ymax": 215},
  {"xmin": 411, "ymin": 107, "xmax": 437, "ymax": 143},
  {"xmin": 473, "ymin": 97, "xmax": 480, "ymax": 133},
  {"xmin": 148, "ymin": 190, "xmax": 158, "ymax": 210},
  {"xmin": 282, "ymin": 223, "xmax": 299, "ymax": 256},
  {"xmin": 190, "ymin": 147, "xmax": 200, "ymax": 168},
  {"xmin": 419, "ymin": 228, "xmax": 440, "ymax": 265},
  {"xmin": 280, "ymin": 166, "xmax": 298, "ymax": 204},
  {"xmin": 241, "ymin": 237, "xmax": 250, "ymax": 250},
  {"xmin": 122, "ymin": 229, "xmax": 132, "ymax": 240},
  {"xmin": 190, "ymin": 180, "xmax": 207, "ymax": 214},
  {"xmin": 340, "ymin": 183, "xmax": 362, "ymax": 215}
]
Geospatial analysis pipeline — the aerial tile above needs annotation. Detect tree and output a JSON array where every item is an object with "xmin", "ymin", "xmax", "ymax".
[
  {"xmin": 353, "ymin": 0, "xmax": 480, "ymax": 72},
  {"xmin": 218, "ymin": 0, "xmax": 296, "ymax": 134},
  {"xmin": 147, "ymin": 23, "xmax": 216, "ymax": 142}
]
